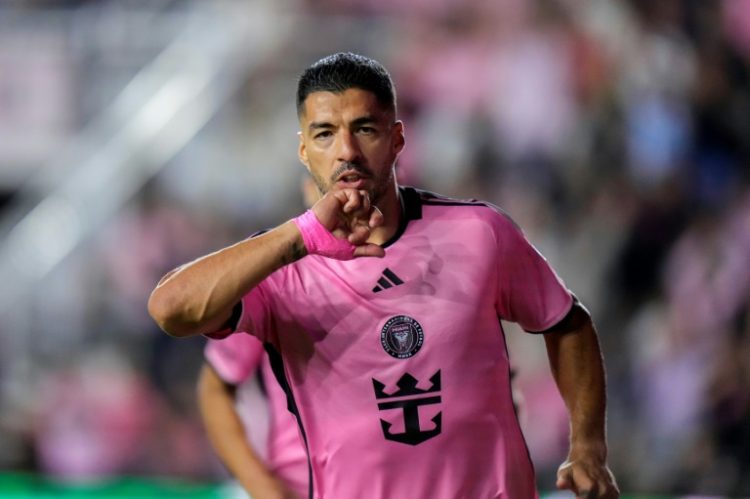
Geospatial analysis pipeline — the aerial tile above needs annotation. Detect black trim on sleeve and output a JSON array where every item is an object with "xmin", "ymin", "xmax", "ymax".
[
  {"xmin": 532, "ymin": 296, "xmax": 589, "ymax": 335},
  {"xmin": 224, "ymin": 301, "xmax": 243, "ymax": 331}
]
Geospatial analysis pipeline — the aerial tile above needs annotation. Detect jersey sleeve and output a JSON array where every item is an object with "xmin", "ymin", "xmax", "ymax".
[
  {"xmin": 235, "ymin": 279, "xmax": 275, "ymax": 343},
  {"xmin": 204, "ymin": 332, "xmax": 265, "ymax": 385},
  {"xmin": 493, "ymin": 214, "xmax": 573, "ymax": 332},
  {"xmin": 200, "ymin": 230, "xmax": 275, "ymax": 341},
  {"xmin": 201, "ymin": 276, "xmax": 276, "ymax": 342}
]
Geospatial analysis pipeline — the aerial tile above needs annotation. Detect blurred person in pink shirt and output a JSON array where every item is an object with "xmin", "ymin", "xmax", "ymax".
[{"xmin": 199, "ymin": 333, "xmax": 308, "ymax": 499}]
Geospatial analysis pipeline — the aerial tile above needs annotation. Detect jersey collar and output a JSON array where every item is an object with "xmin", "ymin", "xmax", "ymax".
[{"xmin": 382, "ymin": 186, "xmax": 422, "ymax": 248}]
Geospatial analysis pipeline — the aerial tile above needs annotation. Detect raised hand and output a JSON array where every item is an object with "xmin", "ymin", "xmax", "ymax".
[{"xmin": 295, "ymin": 188, "xmax": 385, "ymax": 260}]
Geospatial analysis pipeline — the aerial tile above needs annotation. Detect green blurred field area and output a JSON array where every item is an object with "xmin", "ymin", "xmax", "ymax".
[
  {"xmin": 0, "ymin": 473, "xmax": 683, "ymax": 499},
  {"xmin": 0, "ymin": 473, "xmax": 223, "ymax": 499}
]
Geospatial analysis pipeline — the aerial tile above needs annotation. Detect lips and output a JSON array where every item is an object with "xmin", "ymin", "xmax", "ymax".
[
  {"xmin": 337, "ymin": 178, "xmax": 368, "ymax": 189},
  {"xmin": 335, "ymin": 170, "xmax": 370, "ymax": 189}
]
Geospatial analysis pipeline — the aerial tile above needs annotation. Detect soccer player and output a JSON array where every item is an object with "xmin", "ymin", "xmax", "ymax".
[
  {"xmin": 199, "ymin": 332, "xmax": 308, "ymax": 499},
  {"xmin": 149, "ymin": 53, "xmax": 619, "ymax": 498}
]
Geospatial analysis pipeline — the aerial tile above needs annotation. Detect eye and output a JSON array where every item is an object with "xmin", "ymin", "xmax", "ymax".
[
  {"xmin": 357, "ymin": 126, "xmax": 377, "ymax": 135},
  {"xmin": 314, "ymin": 130, "xmax": 333, "ymax": 140}
]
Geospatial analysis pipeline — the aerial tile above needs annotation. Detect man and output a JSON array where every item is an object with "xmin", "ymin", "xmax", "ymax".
[
  {"xmin": 149, "ymin": 52, "xmax": 619, "ymax": 498},
  {"xmin": 199, "ymin": 333, "xmax": 308, "ymax": 498}
]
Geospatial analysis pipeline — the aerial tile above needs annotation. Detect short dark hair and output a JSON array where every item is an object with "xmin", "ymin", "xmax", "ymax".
[{"xmin": 296, "ymin": 52, "xmax": 396, "ymax": 117}]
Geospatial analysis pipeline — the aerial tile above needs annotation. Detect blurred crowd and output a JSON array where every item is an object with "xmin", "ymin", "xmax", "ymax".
[{"xmin": 0, "ymin": 0, "xmax": 749, "ymax": 495}]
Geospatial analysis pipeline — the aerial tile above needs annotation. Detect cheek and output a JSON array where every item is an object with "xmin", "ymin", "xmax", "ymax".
[
  {"xmin": 308, "ymin": 170, "xmax": 328, "ymax": 194},
  {"xmin": 306, "ymin": 144, "xmax": 333, "ymax": 165},
  {"xmin": 368, "ymin": 141, "xmax": 396, "ymax": 165},
  {"xmin": 303, "ymin": 151, "xmax": 333, "ymax": 186}
]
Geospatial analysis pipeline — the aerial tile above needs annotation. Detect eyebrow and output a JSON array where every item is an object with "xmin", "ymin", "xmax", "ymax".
[
  {"xmin": 307, "ymin": 115, "xmax": 379, "ymax": 131},
  {"xmin": 350, "ymin": 115, "xmax": 378, "ymax": 127},
  {"xmin": 308, "ymin": 121, "xmax": 334, "ymax": 131}
]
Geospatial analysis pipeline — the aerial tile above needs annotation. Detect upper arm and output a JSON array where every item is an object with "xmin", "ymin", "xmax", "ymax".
[
  {"xmin": 542, "ymin": 300, "xmax": 602, "ymax": 382},
  {"xmin": 198, "ymin": 362, "xmax": 237, "ymax": 400},
  {"xmin": 542, "ymin": 299, "xmax": 596, "ymax": 354},
  {"xmin": 540, "ymin": 298, "xmax": 591, "ymax": 336},
  {"xmin": 493, "ymin": 213, "xmax": 573, "ymax": 331}
]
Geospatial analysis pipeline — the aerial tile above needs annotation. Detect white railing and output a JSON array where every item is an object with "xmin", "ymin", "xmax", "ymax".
[{"xmin": 0, "ymin": 0, "xmax": 293, "ymax": 317}]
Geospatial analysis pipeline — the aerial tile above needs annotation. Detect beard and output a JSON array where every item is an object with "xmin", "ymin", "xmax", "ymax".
[{"xmin": 310, "ymin": 161, "xmax": 394, "ymax": 206}]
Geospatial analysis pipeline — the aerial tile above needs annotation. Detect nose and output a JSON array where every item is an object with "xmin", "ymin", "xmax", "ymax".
[{"xmin": 336, "ymin": 130, "xmax": 362, "ymax": 163}]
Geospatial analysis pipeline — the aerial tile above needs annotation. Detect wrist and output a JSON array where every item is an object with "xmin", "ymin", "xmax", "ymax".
[
  {"xmin": 292, "ymin": 209, "xmax": 356, "ymax": 260},
  {"xmin": 279, "ymin": 220, "xmax": 308, "ymax": 265},
  {"xmin": 568, "ymin": 438, "xmax": 607, "ymax": 462},
  {"xmin": 241, "ymin": 473, "xmax": 289, "ymax": 499}
]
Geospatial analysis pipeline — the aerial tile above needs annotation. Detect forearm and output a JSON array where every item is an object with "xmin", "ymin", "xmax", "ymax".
[
  {"xmin": 197, "ymin": 365, "xmax": 284, "ymax": 496},
  {"xmin": 544, "ymin": 305, "xmax": 608, "ymax": 455},
  {"xmin": 148, "ymin": 221, "xmax": 305, "ymax": 337}
]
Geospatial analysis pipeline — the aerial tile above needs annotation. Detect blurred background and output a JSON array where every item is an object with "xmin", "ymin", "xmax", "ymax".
[{"xmin": 1, "ymin": 0, "xmax": 749, "ymax": 497}]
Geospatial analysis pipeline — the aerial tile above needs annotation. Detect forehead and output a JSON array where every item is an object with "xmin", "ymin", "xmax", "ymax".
[{"xmin": 300, "ymin": 88, "xmax": 389, "ymax": 124}]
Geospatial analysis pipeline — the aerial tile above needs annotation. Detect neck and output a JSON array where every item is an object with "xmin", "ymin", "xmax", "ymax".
[{"xmin": 368, "ymin": 183, "xmax": 402, "ymax": 246}]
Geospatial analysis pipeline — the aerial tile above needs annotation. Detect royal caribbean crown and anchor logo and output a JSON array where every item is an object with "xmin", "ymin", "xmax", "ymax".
[
  {"xmin": 372, "ymin": 370, "xmax": 442, "ymax": 445},
  {"xmin": 373, "ymin": 315, "xmax": 441, "ymax": 445}
]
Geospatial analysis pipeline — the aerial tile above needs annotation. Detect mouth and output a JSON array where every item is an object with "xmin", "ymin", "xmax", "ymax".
[{"xmin": 335, "ymin": 170, "xmax": 370, "ymax": 188}]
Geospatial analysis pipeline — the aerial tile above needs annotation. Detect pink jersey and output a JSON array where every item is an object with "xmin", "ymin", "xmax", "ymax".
[
  {"xmin": 205, "ymin": 333, "xmax": 309, "ymax": 497},
  {"xmin": 232, "ymin": 187, "xmax": 573, "ymax": 498}
]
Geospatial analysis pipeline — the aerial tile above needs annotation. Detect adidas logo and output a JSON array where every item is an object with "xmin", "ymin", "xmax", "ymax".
[{"xmin": 372, "ymin": 268, "xmax": 404, "ymax": 293}]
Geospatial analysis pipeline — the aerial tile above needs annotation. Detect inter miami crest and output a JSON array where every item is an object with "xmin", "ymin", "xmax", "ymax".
[{"xmin": 380, "ymin": 315, "xmax": 424, "ymax": 359}]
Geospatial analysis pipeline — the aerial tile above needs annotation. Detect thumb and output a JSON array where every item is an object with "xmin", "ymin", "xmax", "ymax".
[
  {"xmin": 353, "ymin": 243, "xmax": 385, "ymax": 258},
  {"xmin": 556, "ymin": 468, "xmax": 574, "ymax": 491}
]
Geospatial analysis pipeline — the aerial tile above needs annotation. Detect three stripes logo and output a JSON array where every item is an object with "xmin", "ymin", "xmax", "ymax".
[{"xmin": 372, "ymin": 268, "xmax": 404, "ymax": 293}]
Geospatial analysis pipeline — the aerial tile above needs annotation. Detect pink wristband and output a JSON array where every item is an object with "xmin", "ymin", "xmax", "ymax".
[{"xmin": 292, "ymin": 209, "xmax": 357, "ymax": 260}]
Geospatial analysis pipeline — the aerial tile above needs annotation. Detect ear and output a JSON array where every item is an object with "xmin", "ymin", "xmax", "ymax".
[
  {"xmin": 298, "ymin": 131, "xmax": 311, "ymax": 170},
  {"xmin": 392, "ymin": 120, "xmax": 405, "ymax": 155}
]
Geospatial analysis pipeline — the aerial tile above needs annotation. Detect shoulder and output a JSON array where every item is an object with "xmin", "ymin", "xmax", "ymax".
[{"xmin": 408, "ymin": 187, "xmax": 520, "ymax": 231}]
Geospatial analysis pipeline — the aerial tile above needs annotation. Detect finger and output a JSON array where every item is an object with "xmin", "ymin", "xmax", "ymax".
[
  {"xmin": 331, "ymin": 227, "xmax": 349, "ymax": 241},
  {"xmin": 359, "ymin": 190, "xmax": 371, "ymax": 213},
  {"xmin": 600, "ymin": 476, "xmax": 620, "ymax": 499},
  {"xmin": 353, "ymin": 244, "xmax": 385, "ymax": 258},
  {"xmin": 331, "ymin": 189, "xmax": 351, "ymax": 207},
  {"xmin": 607, "ymin": 468, "xmax": 620, "ymax": 499},
  {"xmin": 368, "ymin": 206, "xmax": 384, "ymax": 228},
  {"xmin": 329, "ymin": 189, "xmax": 353, "ymax": 212},
  {"xmin": 556, "ymin": 475, "xmax": 573, "ymax": 492},
  {"xmin": 595, "ymin": 479, "xmax": 609, "ymax": 498},
  {"xmin": 569, "ymin": 471, "xmax": 598, "ymax": 499},
  {"xmin": 556, "ymin": 466, "xmax": 573, "ymax": 491},
  {"xmin": 342, "ymin": 189, "xmax": 362, "ymax": 213},
  {"xmin": 348, "ymin": 224, "xmax": 371, "ymax": 245},
  {"xmin": 604, "ymin": 484, "xmax": 620, "ymax": 499},
  {"xmin": 572, "ymin": 474, "xmax": 595, "ymax": 496}
]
